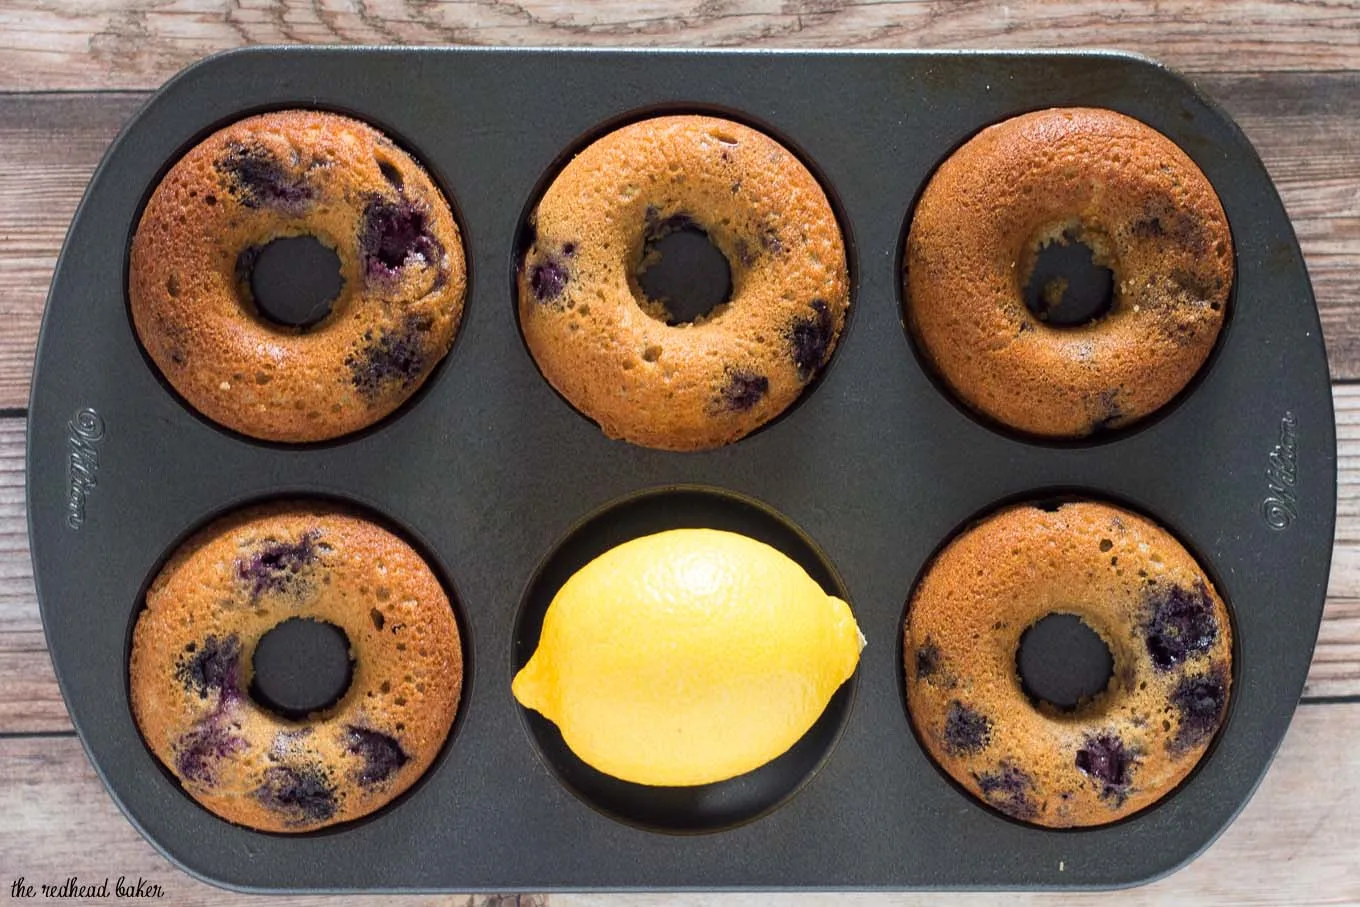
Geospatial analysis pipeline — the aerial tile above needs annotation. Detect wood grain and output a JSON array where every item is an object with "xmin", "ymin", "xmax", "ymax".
[
  {"xmin": 0, "ymin": 93, "xmax": 146, "ymax": 410},
  {"xmin": 1211, "ymin": 72, "xmax": 1360, "ymax": 380},
  {"xmin": 2, "ymin": 706, "xmax": 1356, "ymax": 905},
  {"xmin": 4, "ymin": 383, "xmax": 1360, "ymax": 735},
  {"xmin": 0, "ymin": 75, "xmax": 1357, "ymax": 409},
  {"xmin": 0, "ymin": 417, "xmax": 59, "ymax": 734},
  {"xmin": 1, "ymin": 11, "xmax": 1358, "ymax": 898},
  {"xmin": 1, "ymin": 0, "xmax": 1360, "ymax": 93}
]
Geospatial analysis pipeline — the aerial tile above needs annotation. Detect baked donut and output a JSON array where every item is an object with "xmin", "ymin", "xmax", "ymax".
[
  {"xmin": 518, "ymin": 115, "xmax": 849, "ymax": 451},
  {"xmin": 904, "ymin": 501, "xmax": 1232, "ymax": 827},
  {"xmin": 905, "ymin": 108, "xmax": 1233, "ymax": 437},
  {"xmin": 129, "ymin": 505, "xmax": 462, "ymax": 832},
  {"xmin": 129, "ymin": 111, "xmax": 466, "ymax": 443}
]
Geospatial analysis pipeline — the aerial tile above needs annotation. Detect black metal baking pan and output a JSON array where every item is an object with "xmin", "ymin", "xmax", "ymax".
[{"xmin": 27, "ymin": 47, "xmax": 1335, "ymax": 892}]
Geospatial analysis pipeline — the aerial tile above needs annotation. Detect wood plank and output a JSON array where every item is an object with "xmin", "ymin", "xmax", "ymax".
[
  {"xmin": 0, "ymin": 650, "xmax": 69, "ymax": 735},
  {"xmin": 0, "ymin": 93, "xmax": 147, "ymax": 410},
  {"xmin": 5, "ymin": 383, "xmax": 1360, "ymax": 736},
  {"xmin": 0, "ymin": 732, "xmax": 536, "ymax": 904},
  {"xmin": 1206, "ymin": 72, "xmax": 1360, "ymax": 383},
  {"xmin": 1, "ymin": 705, "xmax": 1355, "ymax": 904},
  {"xmin": 0, "ymin": 74, "xmax": 1357, "ymax": 408},
  {"xmin": 1330, "ymin": 384, "xmax": 1360, "ymax": 552},
  {"xmin": 0, "ymin": 412, "xmax": 64, "ymax": 734},
  {"xmin": 1, "ymin": 0, "xmax": 1360, "ymax": 93}
]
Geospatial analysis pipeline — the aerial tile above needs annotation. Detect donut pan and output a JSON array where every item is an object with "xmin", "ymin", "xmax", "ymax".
[{"xmin": 28, "ymin": 47, "xmax": 1335, "ymax": 892}]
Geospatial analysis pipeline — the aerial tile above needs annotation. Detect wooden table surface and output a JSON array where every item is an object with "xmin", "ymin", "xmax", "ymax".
[{"xmin": 1, "ymin": 2, "xmax": 1357, "ymax": 904}]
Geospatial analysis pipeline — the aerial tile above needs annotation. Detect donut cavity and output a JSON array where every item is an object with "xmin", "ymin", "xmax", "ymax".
[
  {"xmin": 1022, "ymin": 227, "xmax": 1116, "ymax": 327},
  {"xmin": 516, "ymin": 114, "xmax": 849, "ymax": 450},
  {"xmin": 903, "ymin": 107, "xmax": 1233, "ymax": 437},
  {"xmin": 636, "ymin": 211, "xmax": 733, "ymax": 325},
  {"xmin": 1016, "ymin": 613, "xmax": 1114, "ymax": 710},
  {"xmin": 241, "ymin": 235, "xmax": 344, "ymax": 329},
  {"xmin": 130, "ymin": 506, "xmax": 464, "ymax": 831},
  {"xmin": 250, "ymin": 618, "xmax": 355, "ymax": 720},
  {"xmin": 904, "ymin": 500, "xmax": 1233, "ymax": 826}
]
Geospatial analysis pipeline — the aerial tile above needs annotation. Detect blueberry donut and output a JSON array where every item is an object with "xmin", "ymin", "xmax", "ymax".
[
  {"xmin": 518, "ymin": 115, "xmax": 849, "ymax": 451},
  {"xmin": 129, "ymin": 111, "xmax": 466, "ymax": 443},
  {"xmin": 905, "ymin": 108, "xmax": 1233, "ymax": 437},
  {"xmin": 904, "ymin": 501, "xmax": 1232, "ymax": 827},
  {"xmin": 129, "ymin": 505, "xmax": 462, "ymax": 832}
]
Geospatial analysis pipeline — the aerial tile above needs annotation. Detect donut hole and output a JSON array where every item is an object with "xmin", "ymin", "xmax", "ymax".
[
  {"xmin": 636, "ymin": 222, "xmax": 733, "ymax": 325},
  {"xmin": 239, "ymin": 235, "xmax": 344, "ymax": 330},
  {"xmin": 1016, "ymin": 614, "xmax": 1114, "ymax": 711},
  {"xmin": 1022, "ymin": 228, "xmax": 1116, "ymax": 327},
  {"xmin": 249, "ymin": 618, "xmax": 355, "ymax": 720}
]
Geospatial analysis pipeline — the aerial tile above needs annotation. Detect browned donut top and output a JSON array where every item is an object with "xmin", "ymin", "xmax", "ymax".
[
  {"xmin": 129, "ymin": 505, "xmax": 462, "ymax": 832},
  {"xmin": 129, "ymin": 110, "xmax": 466, "ymax": 443},
  {"xmin": 906, "ymin": 107, "xmax": 1233, "ymax": 437},
  {"xmin": 905, "ymin": 501, "xmax": 1232, "ymax": 827},
  {"xmin": 519, "ymin": 115, "xmax": 849, "ymax": 451}
]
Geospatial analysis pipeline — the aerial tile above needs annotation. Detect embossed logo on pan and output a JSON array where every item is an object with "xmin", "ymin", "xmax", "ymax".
[
  {"xmin": 1263, "ymin": 411, "xmax": 1298, "ymax": 531},
  {"xmin": 65, "ymin": 408, "xmax": 104, "ymax": 530}
]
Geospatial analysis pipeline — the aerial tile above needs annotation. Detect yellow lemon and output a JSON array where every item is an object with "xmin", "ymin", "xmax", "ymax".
[{"xmin": 512, "ymin": 528, "xmax": 864, "ymax": 786}]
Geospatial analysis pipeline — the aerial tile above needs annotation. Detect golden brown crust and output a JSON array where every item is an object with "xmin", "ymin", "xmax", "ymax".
[
  {"xmin": 904, "ymin": 501, "xmax": 1232, "ymax": 827},
  {"xmin": 518, "ymin": 115, "xmax": 849, "ymax": 451},
  {"xmin": 129, "ymin": 505, "xmax": 462, "ymax": 832},
  {"xmin": 129, "ymin": 111, "xmax": 466, "ymax": 443},
  {"xmin": 905, "ymin": 108, "xmax": 1233, "ymax": 437}
]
